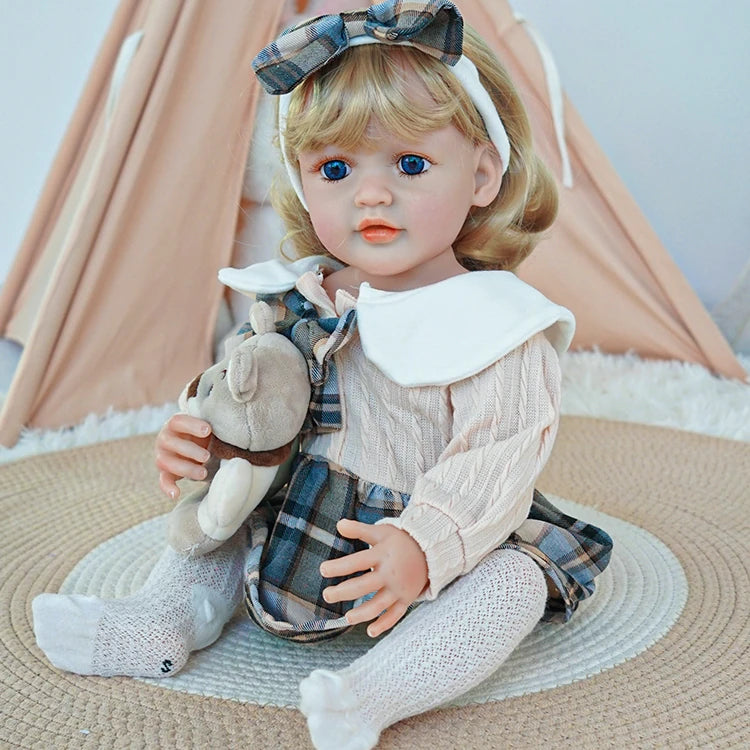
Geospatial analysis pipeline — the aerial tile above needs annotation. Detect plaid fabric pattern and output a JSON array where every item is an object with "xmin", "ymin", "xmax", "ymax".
[
  {"xmin": 500, "ymin": 490, "xmax": 614, "ymax": 623},
  {"xmin": 240, "ymin": 289, "xmax": 357, "ymax": 433},
  {"xmin": 237, "ymin": 289, "xmax": 611, "ymax": 638},
  {"xmin": 244, "ymin": 460, "xmax": 612, "ymax": 641},
  {"xmin": 244, "ymin": 456, "xmax": 409, "ymax": 642},
  {"xmin": 252, "ymin": 0, "xmax": 465, "ymax": 95},
  {"xmin": 290, "ymin": 310, "xmax": 358, "ymax": 432}
]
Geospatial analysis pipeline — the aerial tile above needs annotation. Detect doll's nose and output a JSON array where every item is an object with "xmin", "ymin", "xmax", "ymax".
[{"xmin": 354, "ymin": 174, "xmax": 393, "ymax": 207}]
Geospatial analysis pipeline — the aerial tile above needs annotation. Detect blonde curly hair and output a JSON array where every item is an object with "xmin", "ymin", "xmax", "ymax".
[{"xmin": 272, "ymin": 25, "xmax": 557, "ymax": 272}]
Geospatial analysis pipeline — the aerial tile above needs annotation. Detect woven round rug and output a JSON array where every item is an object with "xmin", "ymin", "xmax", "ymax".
[
  {"xmin": 2, "ymin": 416, "xmax": 748, "ymax": 749},
  {"xmin": 58, "ymin": 500, "xmax": 686, "ymax": 707}
]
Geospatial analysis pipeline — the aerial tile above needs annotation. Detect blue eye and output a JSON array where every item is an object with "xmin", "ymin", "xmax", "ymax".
[
  {"xmin": 320, "ymin": 159, "xmax": 351, "ymax": 181},
  {"xmin": 398, "ymin": 154, "xmax": 430, "ymax": 176}
]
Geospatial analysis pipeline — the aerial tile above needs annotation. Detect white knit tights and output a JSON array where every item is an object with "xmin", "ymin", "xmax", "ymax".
[
  {"xmin": 32, "ymin": 531, "xmax": 245, "ymax": 678},
  {"xmin": 299, "ymin": 549, "xmax": 547, "ymax": 750}
]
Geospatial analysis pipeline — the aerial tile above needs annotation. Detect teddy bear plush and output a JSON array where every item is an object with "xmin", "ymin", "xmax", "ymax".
[{"xmin": 167, "ymin": 301, "xmax": 310, "ymax": 557}]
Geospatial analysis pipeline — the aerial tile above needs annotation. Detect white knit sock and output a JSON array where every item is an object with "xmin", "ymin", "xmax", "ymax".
[
  {"xmin": 299, "ymin": 549, "xmax": 547, "ymax": 750},
  {"xmin": 32, "ymin": 531, "xmax": 246, "ymax": 678}
]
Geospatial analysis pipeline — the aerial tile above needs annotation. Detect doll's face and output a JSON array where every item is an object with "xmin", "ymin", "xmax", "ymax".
[{"xmin": 297, "ymin": 73, "xmax": 500, "ymax": 289}]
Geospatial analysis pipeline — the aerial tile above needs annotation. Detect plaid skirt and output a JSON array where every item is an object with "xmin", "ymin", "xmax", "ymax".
[{"xmin": 243, "ymin": 454, "xmax": 613, "ymax": 642}]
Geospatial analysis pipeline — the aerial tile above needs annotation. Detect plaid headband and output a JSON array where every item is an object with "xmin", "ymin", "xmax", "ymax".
[
  {"xmin": 252, "ymin": 0, "xmax": 511, "ymax": 210},
  {"xmin": 253, "ymin": 1, "xmax": 463, "ymax": 94}
]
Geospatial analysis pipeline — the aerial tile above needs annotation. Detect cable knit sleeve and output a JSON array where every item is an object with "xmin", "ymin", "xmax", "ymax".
[{"xmin": 377, "ymin": 332, "xmax": 561, "ymax": 599}]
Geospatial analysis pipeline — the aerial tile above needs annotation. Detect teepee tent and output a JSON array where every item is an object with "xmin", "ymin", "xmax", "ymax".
[
  {"xmin": 465, "ymin": 1, "xmax": 741, "ymax": 372},
  {"xmin": 0, "ymin": 0, "xmax": 744, "ymax": 447},
  {"xmin": 0, "ymin": 0, "xmax": 285, "ymax": 446}
]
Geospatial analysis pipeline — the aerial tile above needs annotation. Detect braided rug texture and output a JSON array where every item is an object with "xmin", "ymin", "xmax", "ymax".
[{"xmin": 1, "ymin": 416, "xmax": 748, "ymax": 749}]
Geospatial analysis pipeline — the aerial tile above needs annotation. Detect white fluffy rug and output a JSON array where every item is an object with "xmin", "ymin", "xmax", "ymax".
[
  {"xmin": 0, "ymin": 350, "xmax": 748, "ymax": 464},
  {"xmin": 559, "ymin": 349, "xmax": 750, "ymax": 441}
]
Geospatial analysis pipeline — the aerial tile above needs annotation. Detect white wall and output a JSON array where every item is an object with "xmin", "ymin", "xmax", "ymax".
[
  {"xmin": 0, "ymin": 0, "xmax": 118, "ymax": 280},
  {"xmin": 511, "ymin": 0, "xmax": 750, "ymax": 310},
  {"xmin": 1, "ymin": 0, "xmax": 748, "ymax": 311}
]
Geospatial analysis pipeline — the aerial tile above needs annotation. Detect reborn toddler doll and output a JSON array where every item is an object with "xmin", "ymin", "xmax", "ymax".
[{"xmin": 34, "ymin": 3, "xmax": 612, "ymax": 748}]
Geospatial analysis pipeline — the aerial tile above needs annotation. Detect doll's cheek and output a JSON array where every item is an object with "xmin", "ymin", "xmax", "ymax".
[{"xmin": 309, "ymin": 214, "xmax": 340, "ymax": 252}]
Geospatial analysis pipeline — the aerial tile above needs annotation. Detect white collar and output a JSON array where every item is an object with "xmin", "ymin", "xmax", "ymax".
[{"xmin": 219, "ymin": 257, "xmax": 575, "ymax": 387}]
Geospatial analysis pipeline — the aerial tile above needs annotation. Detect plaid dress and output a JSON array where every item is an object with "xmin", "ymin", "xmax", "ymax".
[{"xmin": 240, "ymin": 288, "xmax": 612, "ymax": 642}]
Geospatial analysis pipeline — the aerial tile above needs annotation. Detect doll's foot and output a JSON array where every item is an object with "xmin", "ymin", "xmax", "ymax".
[
  {"xmin": 299, "ymin": 550, "xmax": 548, "ymax": 750},
  {"xmin": 32, "ymin": 591, "xmax": 195, "ymax": 677},
  {"xmin": 32, "ymin": 537, "xmax": 245, "ymax": 678},
  {"xmin": 299, "ymin": 669, "xmax": 380, "ymax": 750}
]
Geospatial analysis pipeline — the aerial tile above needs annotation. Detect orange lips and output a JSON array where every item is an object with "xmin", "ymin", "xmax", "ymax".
[{"xmin": 358, "ymin": 219, "xmax": 401, "ymax": 244}]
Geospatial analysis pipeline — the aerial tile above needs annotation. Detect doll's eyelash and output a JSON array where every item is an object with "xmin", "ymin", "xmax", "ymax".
[
  {"xmin": 306, "ymin": 152, "xmax": 436, "ymax": 182},
  {"xmin": 309, "ymin": 155, "xmax": 353, "ymax": 182},
  {"xmin": 393, "ymin": 153, "xmax": 435, "ymax": 179}
]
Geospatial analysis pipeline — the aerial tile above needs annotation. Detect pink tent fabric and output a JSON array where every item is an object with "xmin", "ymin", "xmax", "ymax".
[
  {"xmin": 0, "ymin": 0, "xmax": 284, "ymax": 445},
  {"xmin": 0, "ymin": 0, "xmax": 743, "ymax": 447}
]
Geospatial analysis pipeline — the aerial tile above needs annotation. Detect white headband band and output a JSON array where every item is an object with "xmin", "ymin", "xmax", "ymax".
[{"xmin": 278, "ymin": 38, "xmax": 511, "ymax": 211}]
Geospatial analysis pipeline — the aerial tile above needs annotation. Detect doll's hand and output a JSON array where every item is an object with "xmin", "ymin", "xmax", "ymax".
[
  {"xmin": 320, "ymin": 519, "xmax": 428, "ymax": 637},
  {"xmin": 155, "ymin": 413, "xmax": 212, "ymax": 500}
]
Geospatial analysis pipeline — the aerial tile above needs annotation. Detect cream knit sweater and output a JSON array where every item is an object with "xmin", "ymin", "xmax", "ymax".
[{"xmin": 297, "ymin": 273, "xmax": 562, "ymax": 601}]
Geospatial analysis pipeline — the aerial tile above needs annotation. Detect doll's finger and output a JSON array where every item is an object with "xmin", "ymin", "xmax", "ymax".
[
  {"xmin": 335, "ymin": 518, "xmax": 385, "ymax": 545},
  {"xmin": 345, "ymin": 590, "xmax": 397, "ymax": 627},
  {"xmin": 320, "ymin": 548, "xmax": 378, "ymax": 578},
  {"xmin": 155, "ymin": 451, "xmax": 208, "ymax": 482},
  {"xmin": 159, "ymin": 471, "xmax": 181, "ymax": 500},
  {"xmin": 158, "ymin": 430, "xmax": 211, "ymax": 464},
  {"xmin": 167, "ymin": 413, "xmax": 212, "ymax": 440},
  {"xmin": 322, "ymin": 571, "xmax": 380, "ymax": 605},
  {"xmin": 367, "ymin": 600, "xmax": 409, "ymax": 638}
]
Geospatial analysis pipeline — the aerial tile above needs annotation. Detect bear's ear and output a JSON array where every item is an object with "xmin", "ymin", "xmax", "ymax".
[
  {"xmin": 222, "ymin": 331, "xmax": 246, "ymax": 359},
  {"xmin": 227, "ymin": 341, "xmax": 258, "ymax": 402},
  {"xmin": 249, "ymin": 301, "xmax": 275, "ymax": 335}
]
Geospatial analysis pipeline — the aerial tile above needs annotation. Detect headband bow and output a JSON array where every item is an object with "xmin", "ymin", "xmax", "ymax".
[
  {"xmin": 252, "ymin": 0, "xmax": 464, "ymax": 95},
  {"xmin": 253, "ymin": 0, "xmax": 512, "ymax": 209}
]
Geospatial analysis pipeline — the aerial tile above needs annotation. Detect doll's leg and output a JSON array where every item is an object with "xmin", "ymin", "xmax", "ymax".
[
  {"xmin": 32, "ymin": 529, "xmax": 246, "ymax": 678},
  {"xmin": 299, "ymin": 548, "xmax": 546, "ymax": 750}
]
